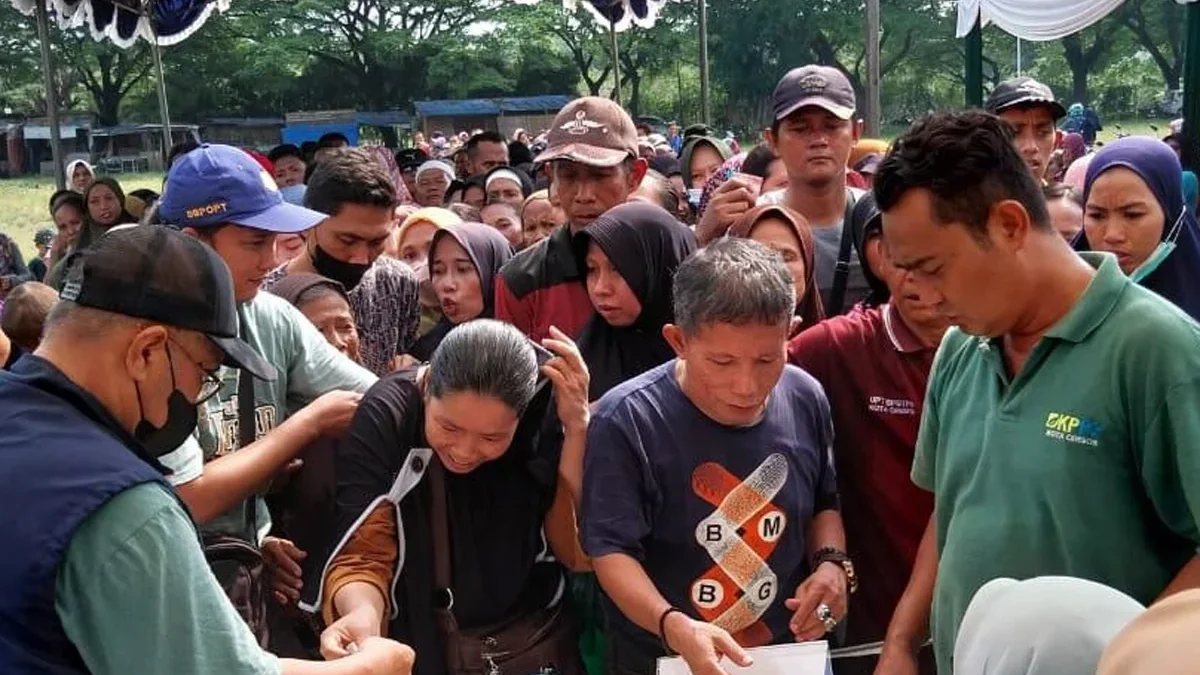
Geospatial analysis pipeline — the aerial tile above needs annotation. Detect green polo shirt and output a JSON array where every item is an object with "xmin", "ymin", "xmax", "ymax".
[{"xmin": 914, "ymin": 252, "xmax": 1200, "ymax": 674}]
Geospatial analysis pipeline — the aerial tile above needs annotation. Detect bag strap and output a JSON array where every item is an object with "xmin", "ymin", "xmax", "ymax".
[
  {"xmin": 828, "ymin": 188, "xmax": 858, "ymax": 316},
  {"xmin": 237, "ymin": 314, "xmax": 259, "ymax": 536},
  {"xmin": 429, "ymin": 457, "xmax": 453, "ymax": 593}
]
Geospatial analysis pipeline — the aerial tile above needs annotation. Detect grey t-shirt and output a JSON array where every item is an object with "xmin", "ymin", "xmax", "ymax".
[
  {"xmin": 758, "ymin": 188, "xmax": 871, "ymax": 313},
  {"xmin": 160, "ymin": 291, "xmax": 377, "ymax": 541}
]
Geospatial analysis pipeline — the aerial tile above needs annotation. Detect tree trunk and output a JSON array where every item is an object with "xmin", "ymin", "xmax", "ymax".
[
  {"xmin": 1061, "ymin": 34, "xmax": 1091, "ymax": 104},
  {"xmin": 627, "ymin": 73, "xmax": 642, "ymax": 117}
]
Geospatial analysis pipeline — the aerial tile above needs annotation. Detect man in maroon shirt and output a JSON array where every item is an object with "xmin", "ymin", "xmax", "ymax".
[
  {"xmin": 494, "ymin": 97, "xmax": 647, "ymax": 341},
  {"xmin": 787, "ymin": 194, "xmax": 947, "ymax": 675}
]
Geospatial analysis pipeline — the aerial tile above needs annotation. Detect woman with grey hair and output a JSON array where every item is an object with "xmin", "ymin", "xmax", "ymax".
[{"xmin": 307, "ymin": 319, "xmax": 590, "ymax": 675}]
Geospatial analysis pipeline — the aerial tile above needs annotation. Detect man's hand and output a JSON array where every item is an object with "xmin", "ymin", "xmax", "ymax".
[
  {"xmin": 321, "ymin": 604, "xmax": 384, "ymax": 660},
  {"xmin": 353, "ymin": 637, "xmax": 417, "ymax": 674},
  {"xmin": 261, "ymin": 536, "xmax": 306, "ymax": 605},
  {"xmin": 298, "ymin": 390, "xmax": 364, "ymax": 439},
  {"xmin": 662, "ymin": 612, "xmax": 753, "ymax": 675},
  {"xmin": 541, "ymin": 326, "xmax": 591, "ymax": 434},
  {"xmin": 785, "ymin": 562, "xmax": 849, "ymax": 642},
  {"xmin": 697, "ymin": 177, "xmax": 760, "ymax": 244}
]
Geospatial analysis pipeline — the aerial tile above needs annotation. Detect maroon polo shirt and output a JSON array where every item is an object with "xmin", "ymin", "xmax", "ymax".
[{"xmin": 787, "ymin": 304, "xmax": 936, "ymax": 647}]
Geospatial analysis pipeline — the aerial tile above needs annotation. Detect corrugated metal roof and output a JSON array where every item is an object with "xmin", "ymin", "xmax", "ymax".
[
  {"xmin": 496, "ymin": 95, "xmax": 575, "ymax": 113},
  {"xmin": 355, "ymin": 110, "xmax": 411, "ymax": 126},
  {"xmin": 415, "ymin": 95, "xmax": 575, "ymax": 117},
  {"xmin": 204, "ymin": 117, "xmax": 286, "ymax": 127},
  {"xmin": 90, "ymin": 123, "xmax": 199, "ymax": 137},
  {"xmin": 415, "ymin": 99, "xmax": 501, "ymax": 117}
]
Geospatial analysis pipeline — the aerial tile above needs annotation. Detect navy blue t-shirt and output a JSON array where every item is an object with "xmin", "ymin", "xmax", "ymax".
[{"xmin": 580, "ymin": 359, "xmax": 839, "ymax": 665}]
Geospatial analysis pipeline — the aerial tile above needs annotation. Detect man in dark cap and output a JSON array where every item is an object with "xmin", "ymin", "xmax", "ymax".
[
  {"xmin": 984, "ymin": 77, "xmax": 1066, "ymax": 183},
  {"xmin": 0, "ymin": 226, "xmax": 413, "ymax": 674},
  {"xmin": 702, "ymin": 64, "xmax": 870, "ymax": 315}
]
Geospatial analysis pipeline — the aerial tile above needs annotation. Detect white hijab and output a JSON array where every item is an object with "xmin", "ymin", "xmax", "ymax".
[{"xmin": 954, "ymin": 577, "xmax": 1143, "ymax": 675}]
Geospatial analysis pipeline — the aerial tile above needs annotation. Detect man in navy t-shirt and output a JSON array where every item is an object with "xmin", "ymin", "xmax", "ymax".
[{"xmin": 581, "ymin": 238, "xmax": 853, "ymax": 675}]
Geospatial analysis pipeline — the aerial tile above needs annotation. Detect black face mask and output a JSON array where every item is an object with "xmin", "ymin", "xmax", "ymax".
[
  {"xmin": 133, "ymin": 350, "xmax": 200, "ymax": 457},
  {"xmin": 312, "ymin": 244, "xmax": 370, "ymax": 291}
]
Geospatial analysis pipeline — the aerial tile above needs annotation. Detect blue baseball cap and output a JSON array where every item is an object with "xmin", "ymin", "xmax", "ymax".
[{"xmin": 159, "ymin": 144, "xmax": 326, "ymax": 233}]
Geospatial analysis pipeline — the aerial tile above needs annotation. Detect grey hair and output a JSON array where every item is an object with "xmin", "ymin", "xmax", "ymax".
[
  {"xmin": 44, "ymin": 300, "xmax": 134, "ymax": 338},
  {"xmin": 427, "ymin": 319, "xmax": 539, "ymax": 413},
  {"xmin": 673, "ymin": 238, "xmax": 796, "ymax": 335}
]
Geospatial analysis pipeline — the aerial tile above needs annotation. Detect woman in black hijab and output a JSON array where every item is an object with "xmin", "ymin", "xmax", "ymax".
[
  {"xmin": 409, "ymin": 222, "xmax": 513, "ymax": 362},
  {"xmin": 574, "ymin": 202, "xmax": 698, "ymax": 400},
  {"xmin": 307, "ymin": 319, "xmax": 590, "ymax": 675}
]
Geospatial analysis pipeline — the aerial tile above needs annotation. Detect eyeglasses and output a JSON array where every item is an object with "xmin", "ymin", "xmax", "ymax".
[{"xmin": 168, "ymin": 337, "xmax": 224, "ymax": 404}]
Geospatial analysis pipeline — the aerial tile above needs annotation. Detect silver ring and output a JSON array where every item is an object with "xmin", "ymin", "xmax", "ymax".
[
  {"xmin": 816, "ymin": 603, "xmax": 833, "ymax": 622},
  {"xmin": 816, "ymin": 603, "xmax": 838, "ymax": 632}
]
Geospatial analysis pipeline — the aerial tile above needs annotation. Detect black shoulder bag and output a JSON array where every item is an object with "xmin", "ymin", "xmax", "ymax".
[
  {"xmin": 202, "ymin": 368, "xmax": 270, "ymax": 647},
  {"xmin": 827, "ymin": 189, "xmax": 860, "ymax": 316}
]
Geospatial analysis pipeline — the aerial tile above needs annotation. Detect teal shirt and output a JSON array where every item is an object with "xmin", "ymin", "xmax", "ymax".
[
  {"xmin": 161, "ymin": 291, "xmax": 377, "ymax": 540},
  {"xmin": 56, "ymin": 483, "xmax": 280, "ymax": 675},
  {"xmin": 914, "ymin": 253, "xmax": 1200, "ymax": 674}
]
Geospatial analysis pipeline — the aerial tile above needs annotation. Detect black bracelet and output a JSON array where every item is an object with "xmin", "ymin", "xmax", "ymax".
[{"xmin": 658, "ymin": 607, "xmax": 685, "ymax": 654}]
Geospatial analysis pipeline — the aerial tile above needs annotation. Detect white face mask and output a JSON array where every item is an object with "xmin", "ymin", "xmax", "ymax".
[
  {"xmin": 687, "ymin": 188, "xmax": 703, "ymax": 207},
  {"xmin": 1130, "ymin": 206, "xmax": 1185, "ymax": 283}
]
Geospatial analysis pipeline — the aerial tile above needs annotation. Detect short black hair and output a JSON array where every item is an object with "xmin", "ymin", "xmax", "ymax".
[
  {"xmin": 268, "ymin": 143, "xmax": 304, "ymax": 164},
  {"xmin": 304, "ymin": 147, "xmax": 397, "ymax": 216},
  {"xmin": 466, "ymin": 131, "xmax": 506, "ymax": 158},
  {"xmin": 316, "ymin": 132, "xmax": 351, "ymax": 150},
  {"xmin": 874, "ymin": 110, "xmax": 1052, "ymax": 238},
  {"xmin": 742, "ymin": 144, "xmax": 779, "ymax": 178},
  {"xmin": 167, "ymin": 140, "xmax": 200, "ymax": 170},
  {"xmin": 508, "ymin": 141, "xmax": 534, "ymax": 166}
]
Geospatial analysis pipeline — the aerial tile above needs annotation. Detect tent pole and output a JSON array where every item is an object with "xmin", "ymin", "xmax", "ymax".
[
  {"xmin": 699, "ymin": 0, "xmax": 711, "ymax": 125},
  {"xmin": 609, "ymin": 21, "xmax": 622, "ymax": 105},
  {"xmin": 965, "ymin": 17, "xmax": 983, "ymax": 107},
  {"xmin": 149, "ymin": 30, "xmax": 173, "ymax": 165},
  {"xmin": 1183, "ymin": 1, "xmax": 1200, "ymax": 171},
  {"xmin": 34, "ymin": 0, "xmax": 65, "ymax": 189}
]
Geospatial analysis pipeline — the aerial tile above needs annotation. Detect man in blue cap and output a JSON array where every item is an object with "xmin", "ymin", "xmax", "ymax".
[
  {"xmin": 156, "ymin": 144, "xmax": 377, "ymax": 638},
  {"xmin": 0, "ymin": 225, "xmax": 413, "ymax": 674}
]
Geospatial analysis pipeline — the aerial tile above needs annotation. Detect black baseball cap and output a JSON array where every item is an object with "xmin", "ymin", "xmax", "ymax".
[
  {"xmin": 774, "ymin": 65, "xmax": 857, "ymax": 121},
  {"xmin": 985, "ymin": 77, "xmax": 1067, "ymax": 120},
  {"xmin": 60, "ymin": 225, "xmax": 277, "ymax": 381}
]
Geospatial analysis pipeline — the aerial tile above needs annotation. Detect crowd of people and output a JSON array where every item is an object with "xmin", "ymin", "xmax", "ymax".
[{"xmin": 0, "ymin": 60, "xmax": 1198, "ymax": 675}]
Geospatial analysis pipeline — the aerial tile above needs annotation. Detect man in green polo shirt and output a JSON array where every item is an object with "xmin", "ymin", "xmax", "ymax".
[{"xmin": 870, "ymin": 110, "xmax": 1200, "ymax": 675}]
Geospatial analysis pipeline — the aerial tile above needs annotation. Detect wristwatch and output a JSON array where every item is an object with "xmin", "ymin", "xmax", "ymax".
[{"xmin": 812, "ymin": 547, "xmax": 858, "ymax": 595}]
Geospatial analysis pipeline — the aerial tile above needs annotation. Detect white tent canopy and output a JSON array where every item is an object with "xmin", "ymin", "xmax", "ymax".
[{"xmin": 957, "ymin": 0, "xmax": 1198, "ymax": 41}]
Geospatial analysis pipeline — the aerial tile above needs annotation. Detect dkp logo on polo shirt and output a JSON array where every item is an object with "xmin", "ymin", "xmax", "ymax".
[
  {"xmin": 1044, "ymin": 411, "xmax": 1103, "ymax": 447},
  {"xmin": 690, "ymin": 453, "xmax": 789, "ymax": 646}
]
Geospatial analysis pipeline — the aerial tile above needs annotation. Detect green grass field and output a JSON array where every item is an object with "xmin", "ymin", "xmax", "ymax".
[{"xmin": 2, "ymin": 173, "xmax": 163, "ymax": 258}]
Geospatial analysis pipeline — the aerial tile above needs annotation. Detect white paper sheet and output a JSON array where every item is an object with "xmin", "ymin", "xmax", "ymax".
[{"xmin": 656, "ymin": 641, "xmax": 832, "ymax": 675}]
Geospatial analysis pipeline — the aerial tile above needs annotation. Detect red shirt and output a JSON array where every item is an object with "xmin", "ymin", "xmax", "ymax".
[
  {"xmin": 787, "ymin": 304, "xmax": 935, "ymax": 646},
  {"xmin": 494, "ymin": 225, "xmax": 593, "ymax": 342}
]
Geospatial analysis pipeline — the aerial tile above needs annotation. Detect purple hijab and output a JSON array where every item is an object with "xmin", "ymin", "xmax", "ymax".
[{"xmin": 1075, "ymin": 136, "xmax": 1200, "ymax": 321}]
